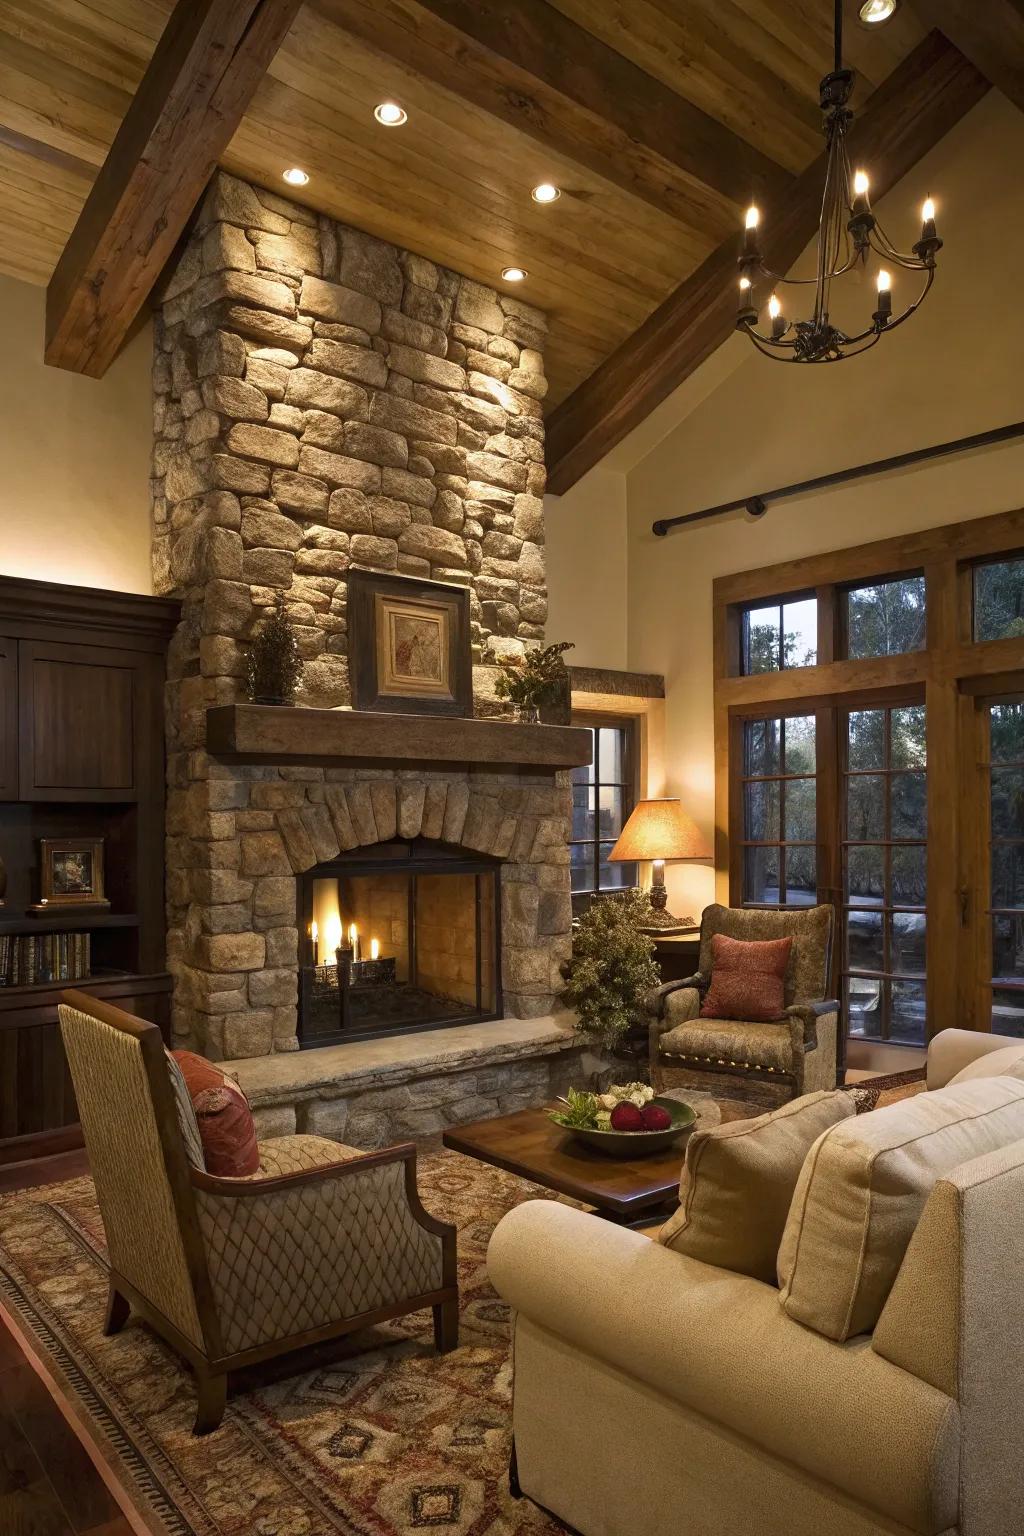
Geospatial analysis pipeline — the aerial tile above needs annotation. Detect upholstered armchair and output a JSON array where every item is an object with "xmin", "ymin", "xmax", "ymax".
[
  {"xmin": 58, "ymin": 990, "xmax": 458, "ymax": 1434},
  {"xmin": 647, "ymin": 903, "xmax": 841, "ymax": 1100}
]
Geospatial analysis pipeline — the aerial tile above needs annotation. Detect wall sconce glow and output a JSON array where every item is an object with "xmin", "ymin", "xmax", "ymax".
[
  {"xmin": 282, "ymin": 167, "xmax": 310, "ymax": 187},
  {"xmin": 374, "ymin": 101, "xmax": 408, "ymax": 126},
  {"xmin": 738, "ymin": 276, "xmax": 751, "ymax": 291},
  {"xmin": 859, "ymin": 0, "xmax": 897, "ymax": 21},
  {"xmin": 501, "ymin": 266, "xmax": 527, "ymax": 282},
  {"xmin": 531, "ymin": 182, "xmax": 560, "ymax": 203}
]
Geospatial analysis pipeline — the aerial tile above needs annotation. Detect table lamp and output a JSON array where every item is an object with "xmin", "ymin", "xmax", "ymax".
[{"xmin": 608, "ymin": 798, "xmax": 711, "ymax": 933}]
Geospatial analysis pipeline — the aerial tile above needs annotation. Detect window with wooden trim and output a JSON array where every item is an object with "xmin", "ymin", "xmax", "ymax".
[
  {"xmin": 741, "ymin": 596, "xmax": 817, "ymax": 674},
  {"xmin": 973, "ymin": 556, "xmax": 1024, "ymax": 643},
  {"xmin": 570, "ymin": 715, "xmax": 638, "ymax": 911},
  {"xmin": 844, "ymin": 704, "xmax": 927, "ymax": 1044},
  {"xmin": 843, "ymin": 574, "xmax": 926, "ymax": 659},
  {"xmin": 988, "ymin": 702, "xmax": 1024, "ymax": 1036},
  {"xmin": 739, "ymin": 714, "xmax": 817, "ymax": 906}
]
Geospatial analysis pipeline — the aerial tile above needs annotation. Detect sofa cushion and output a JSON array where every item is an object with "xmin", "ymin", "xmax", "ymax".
[
  {"xmin": 777, "ymin": 1075, "xmax": 1024, "ymax": 1341},
  {"xmin": 948, "ymin": 1041, "xmax": 1024, "ymax": 1085},
  {"xmin": 700, "ymin": 933, "xmax": 792, "ymax": 1022},
  {"xmin": 659, "ymin": 1089, "xmax": 856, "ymax": 1282},
  {"xmin": 172, "ymin": 1049, "xmax": 260, "ymax": 1177}
]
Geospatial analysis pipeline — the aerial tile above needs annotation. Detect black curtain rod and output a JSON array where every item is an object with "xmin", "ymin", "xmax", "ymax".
[{"xmin": 651, "ymin": 419, "xmax": 1024, "ymax": 537}]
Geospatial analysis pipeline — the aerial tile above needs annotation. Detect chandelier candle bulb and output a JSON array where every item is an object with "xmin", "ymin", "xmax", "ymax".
[
  {"xmin": 874, "ymin": 269, "xmax": 893, "ymax": 323},
  {"xmin": 922, "ymin": 198, "xmax": 936, "ymax": 238},
  {"xmin": 769, "ymin": 293, "xmax": 785, "ymax": 339},
  {"xmin": 852, "ymin": 170, "xmax": 871, "ymax": 213},
  {"xmin": 743, "ymin": 205, "xmax": 760, "ymax": 254}
]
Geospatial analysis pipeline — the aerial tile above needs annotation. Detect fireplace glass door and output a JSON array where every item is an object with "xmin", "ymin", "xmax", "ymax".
[{"xmin": 299, "ymin": 841, "xmax": 500, "ymax": 1045}]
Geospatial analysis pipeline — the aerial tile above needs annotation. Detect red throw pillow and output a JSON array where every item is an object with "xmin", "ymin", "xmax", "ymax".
[
  {"xmin": 172, "ymin": 1050, "xmax": 260, "ymax": 1177},
  {"xmin": 700, "ymin": 933, "xmax": 793, "ymax": 1023}
]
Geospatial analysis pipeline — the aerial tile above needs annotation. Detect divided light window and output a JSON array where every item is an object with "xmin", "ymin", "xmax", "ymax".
[
  {"xmin": 974, "ymin": 556, "xmax": 1024, "ymax": 642},
  {"xmin": 570, "ymin": 719, "xmax": 637, "ymax": 909},
  {"xmin": 844, "ymin": 574, "xmax": 926, "ymax": 659},
  {"xmin": 742, "ymin": 596, "xmax": 817, "ymax": 675},
  {"xmin": 844, "ymin": 705, "xmax": 927, "ymax": 1044},
  {"xmin": 988, "ymin": 703, "xmax": 1024, "ymax": 1036},
  {"xmin": 740, "ymin": 715, "xmax": 816, "ymax": 906}
]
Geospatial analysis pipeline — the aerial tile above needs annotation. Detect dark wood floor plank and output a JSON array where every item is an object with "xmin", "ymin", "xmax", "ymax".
[
  {"xmin": 0, "ymin": 1382, "xmax": 76, "ymax": 1536},
  {"xmin": 7, "ymin": 1365, "xmax": 123, "ymax": 1535}
]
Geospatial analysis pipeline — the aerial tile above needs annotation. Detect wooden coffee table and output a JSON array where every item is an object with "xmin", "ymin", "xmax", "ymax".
[{"xmin": 443, "ymin": 1102, "xmax": 702, "ymax": 1226}]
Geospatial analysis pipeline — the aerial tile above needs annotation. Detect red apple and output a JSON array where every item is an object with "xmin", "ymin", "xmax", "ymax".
[
  {"xmin": 610, "ymin": 1101, "xmax": 645, "ymax": 1132},
  {"xmin": 642, "ymin": 1103, "xmax": 672, "ymax": 1132}
]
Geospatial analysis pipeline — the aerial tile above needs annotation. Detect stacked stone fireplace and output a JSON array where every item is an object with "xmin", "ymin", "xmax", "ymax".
[{"xmin": 152, "ymin": 171, "xmax": 577, "ymax": 1072}]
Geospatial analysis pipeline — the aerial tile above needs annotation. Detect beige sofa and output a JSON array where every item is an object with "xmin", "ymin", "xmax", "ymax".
[{"xmin": 489, "ymin": 1030, "xmax": 1024, "ymax": 1536}]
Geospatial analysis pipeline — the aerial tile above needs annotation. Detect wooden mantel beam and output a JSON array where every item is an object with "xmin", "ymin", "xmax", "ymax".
[
  {"xmin": 545, "ymin": 33, "xmax": 989, "ymax": 498},
  {"xmin": 912, "ymin": 0, "xmax": 1024, "ymax": 116},
  {"xmin": 45, "ymin": 0, "xmax": 303, "ymax": 378},
  {"xmin": 315, "ymin": 0, "xmax": 789, "ymax": 224}
]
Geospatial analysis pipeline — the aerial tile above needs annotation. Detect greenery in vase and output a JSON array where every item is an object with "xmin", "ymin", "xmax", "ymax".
[
  {"xmin": 245, "ymin": 599, "xmax": 304, "ymax": 705},
  {"xmin": 561, "ymin": 888, "xmax": 660, "ymax": 1045},
  {"xmin": 493, "ymin": 640, "xmax": 574, "ymax": 711}
]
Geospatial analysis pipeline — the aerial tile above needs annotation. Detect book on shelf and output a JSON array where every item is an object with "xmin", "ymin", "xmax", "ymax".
[{"xmin": 0, "ymin": 931, "xmax": 92, "ymax": 986}]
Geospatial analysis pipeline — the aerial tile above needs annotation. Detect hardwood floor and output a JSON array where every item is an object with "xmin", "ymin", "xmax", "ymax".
[{"xmin": 0, "ymin": 1148, "xmax": 133, "ymax": 1536}]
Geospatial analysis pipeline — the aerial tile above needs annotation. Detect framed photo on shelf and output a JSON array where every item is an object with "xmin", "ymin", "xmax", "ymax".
[
  {"xmin": 348, "ymin": 569, "xmax": 472, "ymax": 717},
  {"xmin": 32, "ymin": 837, "xmax": 110, "ymax": 911}
]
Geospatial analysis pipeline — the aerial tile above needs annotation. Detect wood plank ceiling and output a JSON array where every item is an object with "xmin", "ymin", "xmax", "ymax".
[{"xmin": 0, "ymin": 1, "xmax": 944, "ymax": 422}]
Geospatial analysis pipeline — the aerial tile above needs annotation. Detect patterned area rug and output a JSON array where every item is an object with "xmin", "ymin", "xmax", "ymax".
[{"xmin": 0, "ymin": 1075, "xmax": 926, "ymax": 1536}]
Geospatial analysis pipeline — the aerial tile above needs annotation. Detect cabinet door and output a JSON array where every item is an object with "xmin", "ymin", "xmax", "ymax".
[
  {"xmin": 19, "ymin": 641, "xmax": 137, "ymax": 800},
  {"xmin": 0, "ymin": 636, "xmax": 15, "ymax": 797}
]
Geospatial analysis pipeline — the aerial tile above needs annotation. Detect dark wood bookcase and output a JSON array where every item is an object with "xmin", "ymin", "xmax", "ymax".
[{"xmin": 0, "ymin": 576, "xmax": 180, "ymax": 1160}]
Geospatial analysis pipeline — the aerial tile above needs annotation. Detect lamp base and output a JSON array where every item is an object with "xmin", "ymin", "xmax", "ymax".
[{"xmin": 639, "ymin": 907, "xmax": 698, "ymax": 936}]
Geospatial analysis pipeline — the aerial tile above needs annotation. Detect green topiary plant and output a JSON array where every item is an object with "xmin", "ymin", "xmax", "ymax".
[
  {"xmin": 561, "ymin": 888, "xmax": 660, "ymax": 1046},
  {"xmin": 245, "ymin": 598, "xmax": 304, "ymax": 706},
  {"xmin": 493, "ymin": 640, "xmax": 574, "ymax": 718}
]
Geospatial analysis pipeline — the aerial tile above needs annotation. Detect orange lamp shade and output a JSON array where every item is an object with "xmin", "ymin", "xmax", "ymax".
[{"xmin": 608, "ymin": 798, "xmax": 711, "ymax": 863}]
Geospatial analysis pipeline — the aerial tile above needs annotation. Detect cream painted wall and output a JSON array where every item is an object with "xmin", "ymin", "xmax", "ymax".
[
  {"xmin": 625, "ymin": 90, "xmax": 1024, "ymax": 920},
  {"xmin": 544, "ymin": 466, "xmax": 628, "ymax": 668},
  {"xmin": 0, "ymin": 273, "xmax": 154, "ymax": 594}
]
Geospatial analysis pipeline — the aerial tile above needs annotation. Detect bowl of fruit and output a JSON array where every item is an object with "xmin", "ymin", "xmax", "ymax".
[{"xmin": 550, "ymin": 1083, "xmax": 696, "ymax": 1157}]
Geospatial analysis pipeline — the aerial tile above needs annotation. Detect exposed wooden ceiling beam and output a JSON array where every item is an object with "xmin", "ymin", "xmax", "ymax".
[
  {"xmin": 315, "ymin": 0, "xmax": 790, "ymax": 226},
  {"xmin": 545, "ymin": 32, "xmax": 989, "ymax": 498},
  {"xmin": 911, "ymin": 0, "xmax": 1024, "ymax": 115},
  {"xmin": 45, "ymin": 0, "xmax": 303, "ymax": 378}
]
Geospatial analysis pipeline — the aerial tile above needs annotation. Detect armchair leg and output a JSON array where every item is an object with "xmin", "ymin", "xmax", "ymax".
[
  {"xmin": 433, "ymin": 1297, "xmax": 459, "ymax": 1354},
  {"xmin": 103, "ymin": 1280, "xmax": 130, "ymax": 1336},
  {"xmin": 193, "ymin": 1371, "xmax": 227, "ymax": 1435}
]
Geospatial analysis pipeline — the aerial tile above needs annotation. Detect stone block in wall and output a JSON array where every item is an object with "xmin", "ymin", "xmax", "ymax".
[
  {"xmin": 211, "ymin": 304, "xmax": 313, "ymax": 352},
  {"xmin": 343, "ymin": 422, "xmax": 408, "ymax": 469},
  {"xmin": 225, "ymin": 422, "xmax": 299, "ymax": 468},
  {"xmin": 455, "ymin": 279, "xmax": 503, "ymax": 334},
  {"xmin": 337, "ymin": 229, "xmax": 403, "ymax": 305},
  {"xmin": 271, "ymin": 470, "xmax": 330, "ymax": 518},
  {"xmin": 285, "ymin": 367, "xmax": 368, "ymax": 418},
  {"xmin": 297, "ymin": 446, "xmax": 381, "ymax": 491},
  {"xmin": 306, "ymin": 338, "xmax": 388, "ymax": 389},
  {"xmin": 253, "ymin": 227, "xmax": 322, "ymax": 279},
  {"xmin": 300, "ymin": 274, "xmax": 381, "ymax": 332}
]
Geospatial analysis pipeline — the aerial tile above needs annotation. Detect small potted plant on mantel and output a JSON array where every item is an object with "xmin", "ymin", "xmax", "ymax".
[
  {"xmin": 493, "ymin": 640, "xmax": 574, "ymax": 724},
  {"xmin": 245, "ymin": 598, "xmax": 304, "ymax": 706}
]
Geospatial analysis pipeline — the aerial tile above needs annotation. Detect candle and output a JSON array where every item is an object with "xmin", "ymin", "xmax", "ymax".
[
  {"xmin": 743, "ymin": 204, "xmax": 760, "ymax": 255},
  {"xmin": 325, "ymin": 914, "xmax": 342, "ymax": 955},
  {"xmin": 874, "ymin": 269, "xmax": 892, "ymax": 325},
  {"xmin": 349, "ymin": 923, "xmax": 360, "ymax": 963},
  {"xmin": 310, "ymin": 919, "xmax": 319, "ymax": 966},
  {"xmin": 768, "ymin": 292, "xmax": 785, "ymax": 340},
  {"xmin": 851, "ymin": 169, "xmax": 870, "ymax": 215},
  {"xmin": 370, "ymin": 937, "xmax": 380, "ymax": 961},
  {"xmin": 921, "ymin": 196, "xmax": 936, "ymax": 240}
]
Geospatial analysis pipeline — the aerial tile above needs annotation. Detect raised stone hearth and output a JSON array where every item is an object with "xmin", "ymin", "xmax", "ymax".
[
  {"xmin": 151, "ymin": 172, "xmax": 581, "ymax": 1072},
  {"xmin": 232, "ymin": 1016, "xmax": 603, "ymax": 1148}
]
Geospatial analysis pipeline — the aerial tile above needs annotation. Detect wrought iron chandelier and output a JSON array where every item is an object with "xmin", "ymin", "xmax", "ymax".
[{"xmin": 736, "ymin": 0, "xmax": 942, "ymax": 363}]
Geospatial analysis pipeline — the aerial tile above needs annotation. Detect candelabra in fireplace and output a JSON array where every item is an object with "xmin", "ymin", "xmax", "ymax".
[{"xmin": 310, "ymin": 936, "xmax": 397, "ymax": 1034}]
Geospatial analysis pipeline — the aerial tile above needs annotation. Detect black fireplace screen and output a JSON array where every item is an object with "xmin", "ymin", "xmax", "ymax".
[{"xmin": 298, "ymin": 839, "xmax": 501, "ymax": 1046}]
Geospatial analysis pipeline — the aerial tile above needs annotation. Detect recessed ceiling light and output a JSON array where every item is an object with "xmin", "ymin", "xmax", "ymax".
[
  {"xmin": 531, "ymin": 182, "xmax": 560, "ymax": 204},
  {"xmin": 374, "ymin": 101, "xmax": 408, "ymax": 127},
  {"xmin": 282, "ymin": 167, "xmax": 310, "ymax": 187},
  {"xmin": 858, "ymin": 0, "xmax": 898, "ymax": 23},
  {"xmin": 501, "ymin": 266, "xmax": 527, "ymax": 282}
]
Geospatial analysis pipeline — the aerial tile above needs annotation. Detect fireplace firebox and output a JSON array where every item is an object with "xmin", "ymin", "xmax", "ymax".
[{"xmin": 298, "ymin": 840, "xmax": 502, "ymax": 1046}]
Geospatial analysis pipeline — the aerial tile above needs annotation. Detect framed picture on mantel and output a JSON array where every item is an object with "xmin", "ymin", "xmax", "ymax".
[{"xmin": 348, "ymin": 569, "xmax": 472, "ymax": 717}]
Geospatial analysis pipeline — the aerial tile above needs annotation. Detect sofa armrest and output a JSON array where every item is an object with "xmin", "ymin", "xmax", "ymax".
[
  {"xmin": 926, "ymin": 1027, "xmax": 1018, "ymax": 1090},
  {"xmin": 645, "ymin": 973, "xmax": 706, "ymax": 1017},
  {"xmin": 783, "ymin": 998, "xmax": 839, "ymax": 1052},
  {"xmin": 489, "ymin": 1201, "xmax": 957, "ymax": 1534}
]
